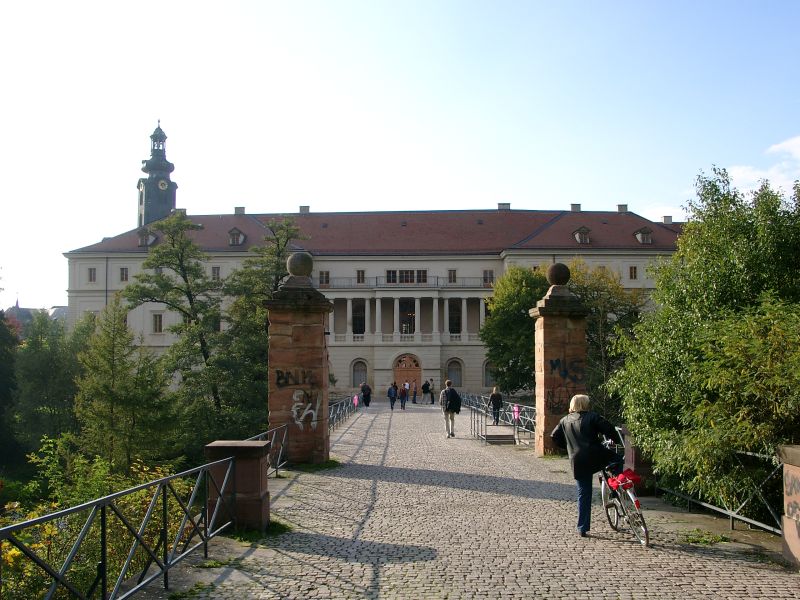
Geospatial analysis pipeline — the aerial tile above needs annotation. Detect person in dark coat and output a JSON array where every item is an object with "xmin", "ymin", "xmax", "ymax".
[
  {"xmin": 387, "ymin": 382, "xmax": 398, "ymax": 410},
  {"xmin": 550, "ymin": 394, "xmax": 623, "ymax": 537},
  {"xmin": 360, "ymin": 382, "xmax": 371, "ymax": 407},
  {"xmin": 489, "ymin": 386, "xmax": 503, "ymax": 425}
]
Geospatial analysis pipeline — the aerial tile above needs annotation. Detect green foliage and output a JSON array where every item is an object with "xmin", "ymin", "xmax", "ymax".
[
  {"xmin": 0, "ymin": 310, "xmax": 19, "ymax": 462},
  {"xmin": 567, "ymin": 259, "xmax": 646, "ymax": 421},
  {"xmin": 74, "ymin": 295, "xmax": 171, "ymax": 473},
  {"xmin": 480, "ymin": 266, "xmax": 549, "ymax": 393},
  {"xmin": 610, "ymin": 169, "xmax": 800, "ymax": 511},
  {"xmin": 681, "ymin": 528, "xmax": 729, "ymax": 545},
  {"xmin": 13, "ymin": 312, "xmax": 92, "ymax": 451}
]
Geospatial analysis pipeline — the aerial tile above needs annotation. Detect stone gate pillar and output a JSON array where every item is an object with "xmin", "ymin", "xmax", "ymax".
[
  {"xmin": 266, "ymin": 252, "xmax": 333, "ymax": 464},
  {"xmin": 529, "ymin": 263, "xmax": 588, "ymax": 457}
]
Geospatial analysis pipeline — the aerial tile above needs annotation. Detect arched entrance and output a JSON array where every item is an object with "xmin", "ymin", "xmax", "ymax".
[{"xmin": 393, "ymin": 354, "xmax": 422, "ymax": 392}]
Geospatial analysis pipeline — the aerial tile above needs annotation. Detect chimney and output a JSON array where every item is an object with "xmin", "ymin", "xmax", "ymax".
[
  {"xmin": 571, "ymin": 203, "xmax": 581, "ymax": 212},
  {"xmin": 617, "ymin": 204, "xmax": 628, "ymax": 213},
  {"xmin": 234, "ymin": 206, "xmax": 245, "ymax": 215},
  {"xmin": 299, "ymin": 205, "xmax": 310, "ymax": 214},
  {"xmin": 498, "ymin": 202, "xmax": 511, "ymax": 211},
  {"xmin": 662, "ymin": 215, "xmax": 673, "ymax": 224}
]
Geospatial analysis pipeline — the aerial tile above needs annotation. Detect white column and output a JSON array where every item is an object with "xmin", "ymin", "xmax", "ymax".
[
  {"xmin": 393, "ymin": 297, "xmax": 400, "ymax": 334},
  {"xmin": 346, "ymin": 298, "xmax": 353, "ymax": 338},
  {"xmin": 329, "ymin": 298, "xmax": 335, "ymax": 335},
  {"xmin": 479, "ymin": 297, "xmax": 486, "ymax": 329},
  {"xmin": 365, "ymin": 297, "xmax": 371, "ymax": 335},
  {"xmin": 443, "ymin": 298, "xmax": 449, "ymax": 336},
  {"xmin": 433, "ymin": 297, "xmax": 440, "ymax": 339},
  {"xmin": 461, "ymin": 297, "xmax": 468, "ymax": 336},
  {"xmin": 375, "ymin": 297, "xmax": 382, "ymax": 335},
  {"xmin": 414, "ymin": 297, "xmax": 421, "ymax": 340}
]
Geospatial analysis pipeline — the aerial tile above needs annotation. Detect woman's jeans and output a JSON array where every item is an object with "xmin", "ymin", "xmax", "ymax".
[
  {"xmin": 576, "ymin": 475, "xmax": 594, "ymax": 533},
  {"xmin": 492, "ymin": 406, "xmax": 500, "ymax": 425}
]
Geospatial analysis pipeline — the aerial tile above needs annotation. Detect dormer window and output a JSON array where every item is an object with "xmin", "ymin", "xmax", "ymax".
[
  {"xmin": 138, "ymin": 229, "xmax": 157, "ymax": 247},
  {"xmin": 635, "ymin": 227, "xmax": 653, "ymax": 245},
  {"xmin": 228, "ymin": 228, "xmax": 245, "ymax": 246},
  {"xmin": 573, "ymin": 227, "xmax": 591, "ymax": 244}
]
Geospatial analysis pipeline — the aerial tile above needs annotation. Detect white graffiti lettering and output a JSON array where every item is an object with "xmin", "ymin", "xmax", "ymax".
[{"xmin": 291, "ymin": 389, "xmax": 322, "ymax": 431}]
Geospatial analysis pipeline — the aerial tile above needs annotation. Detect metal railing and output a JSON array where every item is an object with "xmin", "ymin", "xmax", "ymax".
[
  {"xmin": 656, "ymin": 451, "xmax": 784, "ymax": 535},
  {"xmin": 463, "ymin": 393, "xmax": 535, "ymax": 444},
  {"xmin": 247, "ymin": 424, "xmax": 289, "ymax": 478},
  {"xmin": 329, "ymin": 394, "xmax": 361, "ymax": 430},
  {"xmin": 0, "ymin": 458, "xmax": 235, "ymax": 599},
  {"xmin": 313, "ymin": 276, "xmax": 493, "ymax": 289}
]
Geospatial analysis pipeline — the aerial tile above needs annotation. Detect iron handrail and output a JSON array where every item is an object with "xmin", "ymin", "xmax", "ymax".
[
  {"xmin": 463, "ymin": 393, "xmax": 535, "ymax": 443},
  {"xmin": 246, "ymin": 424, "xmax": 289, "ymax": 477},
  {"xmin": 0, "ymin": 457, "xmax": 236, "ymax": 599}
]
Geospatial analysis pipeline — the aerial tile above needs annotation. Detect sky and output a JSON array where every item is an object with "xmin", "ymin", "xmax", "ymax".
[{"xmin": 1, "ymin": 1, "xmax": 799, "ymax": 309}]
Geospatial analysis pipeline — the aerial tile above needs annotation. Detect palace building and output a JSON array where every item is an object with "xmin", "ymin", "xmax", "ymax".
[{"xmin": 65, "ymin": 125, "xmax": 681, "ymax": 393}]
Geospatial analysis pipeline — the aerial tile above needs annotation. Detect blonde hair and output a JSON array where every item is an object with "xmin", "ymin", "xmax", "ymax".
[
  {"xmin": 492, "ymin": 386, "xmax": 498, "ymax": 394},
  {"xmin": 569, "ymin": 394, "xmax": 591, "ymax": 413}
]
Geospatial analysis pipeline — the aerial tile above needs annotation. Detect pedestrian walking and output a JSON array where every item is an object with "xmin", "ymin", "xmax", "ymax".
[
  {"xmin": 360, "ymin": 382, "xmax": 372, "ymax": 408},
  {"xmin": 439, "ymin": 379, "xmax": 461, "ymax": 438},
  {"xmin": 428, "ymin": 379, "xmax": 435, "ymax": 404},
  {"xmin": 421, "ymin": 379, "xmax": 431, "ymax": 404},
  {"xmin": 550, "ymin": 394, "xmax": 623, "ymax": 538},
  {"xmin": 399, "ymin": 384, "xmax": 408, "ymax": 410},
  {"xmin": 489, "ymin": 386, "xmax": 503, "ymax": 425},
  {"xmin": 412, "ymin": 379, "xmax": 418, "ymax": 403},
  {"xmin": 387, "ymin": 382, "xmax": 398, "ymax": 410}
]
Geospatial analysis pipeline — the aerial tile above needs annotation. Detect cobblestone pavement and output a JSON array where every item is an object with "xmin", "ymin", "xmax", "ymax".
[{"xmin": 140, "ymin": 403, "xmax": 800, "ymax": 599}]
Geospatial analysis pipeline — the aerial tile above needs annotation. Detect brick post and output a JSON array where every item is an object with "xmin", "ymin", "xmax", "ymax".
[
  {"xmin": 204, "ymin": 440, "xmax": 271, "ymax": 532},
  {"xmin": 529, "ymin": 263, "xmax": 588, "ymax": 457},
  {"xmin": 266, "ymin": 252, "xmax": 333, "ymax": 464},
  {"xmin": 778, "ymin": 445, "xmax": 800, "ymax": 566}
]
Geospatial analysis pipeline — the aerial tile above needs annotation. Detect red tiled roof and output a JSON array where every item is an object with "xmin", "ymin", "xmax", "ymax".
[{"xmin": 67, "ymin": 209, "xmax": 680, "ymax": 255}]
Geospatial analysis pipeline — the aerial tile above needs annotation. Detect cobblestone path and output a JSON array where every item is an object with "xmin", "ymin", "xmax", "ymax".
[{"xmin": 142, "ymin": 402, "xmax": 800, "ymax": 599}]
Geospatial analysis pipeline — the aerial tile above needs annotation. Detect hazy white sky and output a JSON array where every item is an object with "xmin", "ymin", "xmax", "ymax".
[{"xmin": 1, "ymin": 1, "xmax": 799, "ymax": 309}]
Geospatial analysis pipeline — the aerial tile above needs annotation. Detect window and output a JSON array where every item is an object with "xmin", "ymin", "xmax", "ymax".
[
  {"xmin": 635, "ymin": 228, "xmax": 653, "ymax": 244},
  {"xmin": 629, "ymin": 266, "xmax": 638, "ymax": 280},
  {"xmin": 352, "ymin": 360, "xmax": 367, "ymax": 387},
  {"xmin": 574, "ymin": 227, "xmax": 591, "ymax": 244},
  {"xmin": 484, "ymin": 362, "xmax": 496, "ymax": 387},
  {"xmin": 448, "ymin": 299, "xmax": 461, "ymax": 333},
  {"xmin": 319, "ymin": 270, "xmax": 330, "ymax": 286},
  {"xmin": 416, "ymin": 270, "xmax": 427, "ymax": 284},
  {"xmin": 356, "ymin": 270, "xmax": 365, "ymax": 284},
  {"xmin": 153, "ymin": 314, "xmax": 163, "ymax": 334},
  {"xmin": 88, "ymin": 267, "xmax": 96, "ymax": 283},
  {"xmin": 211, "ymin": 266, "xmax": 221, "ymax": 281},
  {"xmin": 447, "ymin": 360, "xmax": 463, "ymax": 387},
  {"xmin": 386, "ymin": 270, "xmax": 397, "ymax": 284},
  {"xmin": 353, "ymin": 300, "xmax": 365, "ymax": 334},
  {"xmin": 448, "ymin": 269, "xmax": 457, "ymax": 283},
  {"xmin": 399, "ymin": 270, "xmax": 414, "ymax": 283},
  {"xmin": 483, "ymin": 270, "xmax": 494, "ymax": 286},
  {"xmin": 120, "ymin": 267, "xmax": 128, "ymax": 282},
  {"xmin": 228, "ymin": 229, "xmax": 244, "ymax": 246}
]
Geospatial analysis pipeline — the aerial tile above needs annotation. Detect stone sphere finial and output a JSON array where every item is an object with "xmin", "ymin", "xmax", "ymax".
[
  {"xmin": 287, "ymin": 251, "xmax": 313, "ymax": 277},
  {"xmin": 547, "ymin": 263, "xmax": 570, "ymax": 286}
]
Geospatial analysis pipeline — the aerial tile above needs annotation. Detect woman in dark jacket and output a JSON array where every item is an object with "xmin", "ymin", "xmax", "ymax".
[
  {"xmin": 550, "ymin": 394, "xmax": 623, "ymax": 537},
  {"xmin": 489, "ymin": 387, "xmax": 503, "ymax": 425}
]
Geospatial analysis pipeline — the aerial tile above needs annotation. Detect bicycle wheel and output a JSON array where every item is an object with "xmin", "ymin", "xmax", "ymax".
[
  {"xmin": 620, "ymin": 489, "xmax": 649, "ymax": 546},
  {"xmin": 600, "ymin": 476, "xmax": 621, "ymax": 531}
]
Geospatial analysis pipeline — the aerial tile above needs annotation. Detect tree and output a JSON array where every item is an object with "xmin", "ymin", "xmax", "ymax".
[
  {"xmin": 0, "ymin": 310, "xmax": 19, "ymax": 463},
  {"xmin": 609, "ymin": 169, "xmax": 800, "ymax": 507},
  {"xmin": 123, "ymin": 212, "xmax": 223, "ymax": 412},
  {"xmin": 74, "ymin": 295, "xmax": 171, "ymax": 473},
  {"xmin": 14, "ymin": 312, "xmax": 93, "ymax": 451},
  {"xmin": 215, "ymin": 218, "xmax": 304, "ymax": 436},
  {"xmin": 567, "ymin": 259, "xmax": 646, "ymax": 421},
  {"xmin": 479, "ymin": 266, "xmax": 549, "ymax": 393}
]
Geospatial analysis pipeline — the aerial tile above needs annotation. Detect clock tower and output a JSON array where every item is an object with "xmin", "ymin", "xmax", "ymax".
[{"xmin": 137, "ymin": 122, "xmax": 177, "ymax": 227}]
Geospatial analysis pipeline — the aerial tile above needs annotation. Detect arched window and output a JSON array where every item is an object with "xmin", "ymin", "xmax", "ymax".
[
  {"xmin": 446, "ymin": 359, "xmax": 462, "ymax": 387},
  {"xmin": 484, "ymin": 361, "xmax": 495, "ymax": 387},
  {"xmin": 352, "ymin": 360, "xmax": 368, "ymax": 387}
]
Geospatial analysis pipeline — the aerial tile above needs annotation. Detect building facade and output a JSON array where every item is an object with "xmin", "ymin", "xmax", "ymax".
[{"xmin": 64, "ymin": 127, "xmax": 681, "ymax": 394}]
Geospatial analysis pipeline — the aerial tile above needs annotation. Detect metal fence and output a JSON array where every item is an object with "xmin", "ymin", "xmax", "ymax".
[
  {"xmin": 463, "ymin": 393, "xmax": 535, "ymax": 444},
  {"xmin": 0, "ymin": 458, "xmax": 235, "ymax": 599},
  {"xmin": 329, "ymin": 394, "xmax": 361, "ymax": 430},
  {"xmin": 246, "ymin": 424, "xmax": 289, "ymax": 477}
]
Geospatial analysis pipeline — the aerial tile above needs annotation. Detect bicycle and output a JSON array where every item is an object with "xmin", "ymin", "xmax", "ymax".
[{"xmin": 599, "ymin": 430, "xmax": 649, "ymax": 546}]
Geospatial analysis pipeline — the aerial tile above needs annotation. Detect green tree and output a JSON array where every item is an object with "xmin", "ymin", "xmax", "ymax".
[
  {"xmin": 123, "ymin": 212, "xmax": 223, "ymax": 414},
  {"xmin": 479, "ymin": 266, "xmax": 549, "ymax": 393},
  {"xmin": 0, "ymin": 310, "xmax": 19, "ymax": 463},
  {"xmin": 215, "ymin": 218, "xmax": 304, "ymax": 436},
  {"xmin": 567, "ymin": 259, "xmax": 646, "ymax": 421},
  {"xmin": 74, "ymin": 295, "xmax": 171, "ymax": 473},
  {"xmin": 14, "ymin": 312, "xmax": 93, "ymax": 450},
  {"xmin": 610, "ymin": 169, "xmax": 800, "ymax": 507}
]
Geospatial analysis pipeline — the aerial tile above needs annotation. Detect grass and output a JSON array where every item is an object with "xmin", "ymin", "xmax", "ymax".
[
  {"xmin": 681, "ymin": 528, "xmax": 729, "ymax": 545},
  {"xmin": 196, "ymin": 557, "xmax": 245, "ymax": 569},
  {"xmin": 225, "ymin": 518, "xmax": 293, "ymax": 544},
  {"xmin": 291, "ymin": 459, "xmax": 341, "ymax": 472},
  {"xmin": 168, "ymin": 582, "xmax": 215, "ymax": 599}
]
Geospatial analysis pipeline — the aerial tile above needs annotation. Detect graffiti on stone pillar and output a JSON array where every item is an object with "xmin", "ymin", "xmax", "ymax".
[
  {"xmin": 548, "ymin": 358, "xmax": 586, "ymax": 384},
  {"xmin": 275, "ymin": 369, "xmax": 317, "ymax": 388},
  {"xmin": 291, "ymin": 389, "xmax": 322, "ymax": 431}
]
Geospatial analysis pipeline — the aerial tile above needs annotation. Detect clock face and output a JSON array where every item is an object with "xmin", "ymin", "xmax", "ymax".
[{"xmin": 158, "ymin": 179, "xmax": 169, "ymax": 191}]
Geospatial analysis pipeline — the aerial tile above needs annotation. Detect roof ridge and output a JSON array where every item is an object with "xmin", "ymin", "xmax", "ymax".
[{"xmin": 510, "ymin": 211, "xmax": 570, "ymax": 247}]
